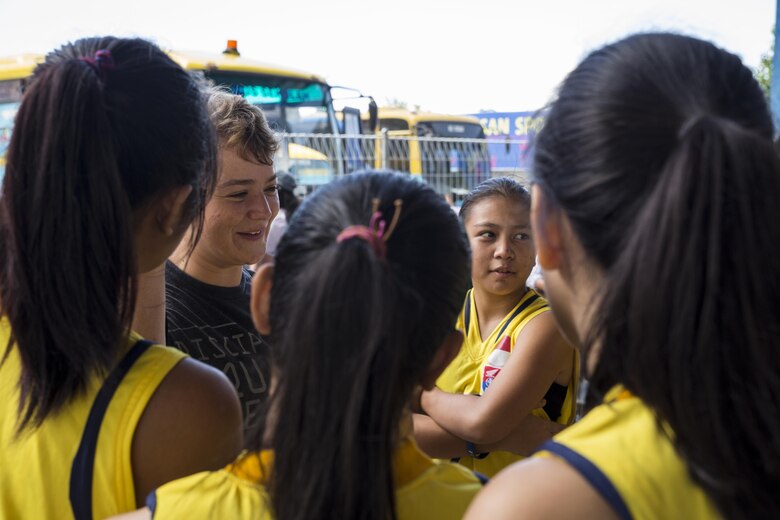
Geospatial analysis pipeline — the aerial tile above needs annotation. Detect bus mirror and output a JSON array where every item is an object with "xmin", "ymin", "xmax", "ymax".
[
  {"xmin": 330, "ymin": 85, "xmax": 377, "ymax": 132},
  {"xmin": 368, "ymin": 98, "xmax": 378, "ymax": 132}
]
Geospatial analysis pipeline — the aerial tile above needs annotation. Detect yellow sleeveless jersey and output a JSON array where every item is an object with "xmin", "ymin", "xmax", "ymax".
[
  {"xmin": 436, "ymin": 289, "xmax": 579, "ymax": 477},
  {"xmin": 0, "ymin": 318, "xmax": 186, "ymax": 519},
  {"xmin": 148, "ymin": 438, "xmax": 483, "ymax": 519},
  {"xmin": 535, "ymin": 386, "xmax": 719, "ymax": 519}
]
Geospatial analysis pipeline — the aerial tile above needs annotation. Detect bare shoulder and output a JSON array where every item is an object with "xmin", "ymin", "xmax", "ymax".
[
  {"xmin": 147, "ymin": 357, "xmax": 243, "ymax": 429},
  {"xmin": 464, "ymin": 457, "xmax": 619, "ymax": 520},
  {"xmin": 516, "ymin": 307, "xmax": 567, "ymax": 346},
  {"xmin": 131, "ymin": 358, "xmax": 243, "ymax": 506},
  {"xmin": 514, "ymin": 309, "xmax": 574, "ymax": 383}
]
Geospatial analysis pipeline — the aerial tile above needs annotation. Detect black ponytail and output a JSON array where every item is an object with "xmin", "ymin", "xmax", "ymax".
[
  {"xmin": 592, "ymin": 115, "xmax": 780, "ymax": 517},
  {"xmin": 0, "ymin": 37, "xmax": 216, "ymax": 430},
  {"xmin": 535, "ymin": 33, "xmax": 780, "ymax": 518},
  {"xmin": 254, "ymin": 171, "xmax": 469, "ymax": 520},
  {"xmin": 271, "ymin": 239, "xmax": 402, "ymax": 520}
]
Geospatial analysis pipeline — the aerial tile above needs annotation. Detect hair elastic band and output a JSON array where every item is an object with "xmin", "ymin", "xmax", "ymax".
[
  {"xmin": 79, "ymin": 49, "xmax": 114, "ymax": 78},
  {"xmin": 336, "ymin": 198, "xmax": 403, "ymax": 259}
]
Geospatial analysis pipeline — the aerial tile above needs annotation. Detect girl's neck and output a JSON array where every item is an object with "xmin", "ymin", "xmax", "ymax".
[{"xmin": 472, "ymin": 285, "xmax": 529, "ymax": 332}]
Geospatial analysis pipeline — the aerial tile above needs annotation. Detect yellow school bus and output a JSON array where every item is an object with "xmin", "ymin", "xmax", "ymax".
[
  {"xmin": 0, "ymin": 42, "xmax": 354, "ymax": 187},
  {"xmin": 369, "ymin": 107, "xmax": 491, "ymax": 193}
]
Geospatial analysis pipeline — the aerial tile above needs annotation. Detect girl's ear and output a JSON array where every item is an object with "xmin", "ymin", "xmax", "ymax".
[
  {"xmin": 156, "ymin": 185, "xmax": 194, "ymax": 237},
  {"xmin": 251, "ymin": 264, "xmax": 274, "ymax": 335},
  {"xmin": 420, "ymin": 330, "xmax": 463, "ymax": 390},
  {"xmin": 531, "ymin": 185, "xmax": 564, "ymax": 271}
]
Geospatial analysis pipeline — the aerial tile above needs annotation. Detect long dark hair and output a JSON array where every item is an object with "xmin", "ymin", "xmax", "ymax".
[
  {"xmin": 0, "ymin": 37, "xmax": 217, "ymax": 430},
  {"xmin": 256, "ymin": 171, "xmax": 469, "ymax": 520},
  {"xmin": 534, "ymin": 33, "xmax": 780, "ymax": 518}
]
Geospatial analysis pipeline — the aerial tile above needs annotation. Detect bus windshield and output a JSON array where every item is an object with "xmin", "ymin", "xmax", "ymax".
[
  {"xmin": 206, "ymin": 72, "xmax": 333, "ymax": 134},
  {"xmin": 417, "ymin": 121, "xmax": 485, "ymax": 139}
]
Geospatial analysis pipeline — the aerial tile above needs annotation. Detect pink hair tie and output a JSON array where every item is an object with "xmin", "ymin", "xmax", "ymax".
[
  {"xmin": 79, "ymin": 49, "xmax": 114, "ymax": 79},
  {"xmin": 336, "ymin": 199, "xmax": 403, "ymax": 259}
]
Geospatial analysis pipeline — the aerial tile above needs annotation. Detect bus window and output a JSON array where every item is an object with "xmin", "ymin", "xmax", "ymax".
[
  {"xmin": 417, "ymin": 121, "xmax": 485, "ymax": 138},
  {"xmin": 378, "ymin": 118, "xmax": 409, "ymax": 132},
  {"xmin": 205, "ymin": 72, "xmax": 333, "ymax": 134},
  {"xmin": 285, "ymin": 105, "xmax": 330, "ymax": 134}
]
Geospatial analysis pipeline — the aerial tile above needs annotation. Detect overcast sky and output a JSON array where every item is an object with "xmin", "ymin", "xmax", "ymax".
[{"xmin": 3, "ymin": 0, "xmax": 775, "ymax": 114}]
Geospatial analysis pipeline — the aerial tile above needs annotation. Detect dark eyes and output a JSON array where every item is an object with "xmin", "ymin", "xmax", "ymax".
[
  {"xmin": 475, "ymin": 231, "xmax": 530, "ymax": 240},
  {"xmin": 225, "ymin": 185, "xmax": 278, "ymax": 200}
]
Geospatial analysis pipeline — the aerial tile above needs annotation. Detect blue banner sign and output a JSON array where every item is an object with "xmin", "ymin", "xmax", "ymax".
[{"xmin": 468, "ymin": 111, "xmax": 545, "ymax": 171}]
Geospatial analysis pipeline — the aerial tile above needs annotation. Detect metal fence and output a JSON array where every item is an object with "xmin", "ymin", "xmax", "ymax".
[{"xmin": 274, "ymin": 131, "xmax": 532, "ymax": 196}]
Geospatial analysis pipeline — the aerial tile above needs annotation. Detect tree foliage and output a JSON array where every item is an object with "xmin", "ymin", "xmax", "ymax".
[
  {"xmin": 383, "ymin": 98, "xmax": 423, "ymax": 112},
  {"xmin": 755, "ymin": 27, "xmax": 774, "ymax": 99},
  {"xmin": 756, "ymin": 50, "xmax": 772, "ymax": 99},
  {"xmin": 384, "ymin": 98, "xmax": 408, "ymax": 109}
]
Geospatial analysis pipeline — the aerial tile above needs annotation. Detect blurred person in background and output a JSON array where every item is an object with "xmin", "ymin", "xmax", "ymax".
[{"xmin": 260, "ymin": 171, "xmax": 300, "ymax": 266}]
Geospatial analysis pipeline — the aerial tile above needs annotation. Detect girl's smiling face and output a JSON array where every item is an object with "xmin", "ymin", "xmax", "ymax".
[{"xmin": 195, "ymin": 147, "xmax": 280, "ymax": 269}]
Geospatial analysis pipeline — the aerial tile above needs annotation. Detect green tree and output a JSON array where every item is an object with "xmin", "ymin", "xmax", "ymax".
[
  {"xmin": 383, "ymin": 98, "xmax": 423, "ymax": 112},
  {"xmin": 384, "ymin": 98, "xmax": 408, "ymax": 109},
  {"xmin": 755, "ymin": 27, "xmax": 774, "ymax": 99}
]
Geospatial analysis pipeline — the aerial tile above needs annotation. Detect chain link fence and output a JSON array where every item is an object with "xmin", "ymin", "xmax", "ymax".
[{"xmin": 275, "ymin": 131, "xmax": 532, "ymax": 196}]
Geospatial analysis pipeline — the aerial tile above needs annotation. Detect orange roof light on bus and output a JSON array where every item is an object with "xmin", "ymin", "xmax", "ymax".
[{"xmin": 223, "ymin": 40, "xmax": 240, "ymax": 57}]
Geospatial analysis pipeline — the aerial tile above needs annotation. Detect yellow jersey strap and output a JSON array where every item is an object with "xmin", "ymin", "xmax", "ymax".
[
  {"xmin": 492, "ymin": 293, "xmax": 540, "ymax": 343},
  {"xmin": 464, "ymin": 290, "xmax": 543, "ymax": 344},
  {"xmin": 70, "ymin": 338, "xmax": 154, "ymax": 520},
  {"xmin": 463, "ymin": 289, "xmax": 473, "ymax": 332},
  {"xmin": 538, "ymin": 440, "xmax": 632, "ymax": 520}
]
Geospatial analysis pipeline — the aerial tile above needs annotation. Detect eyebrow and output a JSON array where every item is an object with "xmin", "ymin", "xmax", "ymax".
[
  {"xmin": 217, "ymin": 175, "xmax": 277, "ymax": 189},
  {"xmin": 473, "ymin": 222, "xmax": 530, "ymax": 228}
]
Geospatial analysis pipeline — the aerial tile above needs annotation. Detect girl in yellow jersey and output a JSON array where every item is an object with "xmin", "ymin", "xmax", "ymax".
[
  {"xmin": 0, "ymin": 38, "xmax": 242, "ymax": 519},
  {"xmin": 413, "ymin": 178, "xmax": 578, "ymax": 477},
  {"xmin": 116, "ymin": 171, "xmax": 483, "ymax": 520},
  {"xmin": 466, "ymin": 33, "xmax": 780, "ymax": 519}
]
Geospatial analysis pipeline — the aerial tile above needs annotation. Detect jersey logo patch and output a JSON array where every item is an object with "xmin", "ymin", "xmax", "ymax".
[{"xmin": 481, "ymin": 335, "xmax": 512, "ymax": 393}]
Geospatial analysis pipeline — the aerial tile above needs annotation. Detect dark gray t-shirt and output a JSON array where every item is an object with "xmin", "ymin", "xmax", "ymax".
[{"xmin": 165, "ymin": 261, "xmax": 270, "ymax": 433}]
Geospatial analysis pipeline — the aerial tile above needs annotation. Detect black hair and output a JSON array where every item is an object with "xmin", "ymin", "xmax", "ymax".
[
  {"xmin": 534, "ymin": 32, "xmax": 780, "ymax": 518},
  {"xmin": 459, "ymin": 176, "xmax": 530, "ymax": 224},
  {"xmin": 253, "ymin": 170, "xmax": 470, "ymax": 520},
  {"xmin": 278, "ymin": 187, "xmax": 301, "ymax": 220},
  {"xmin": 0, "ymin": 37, "xmax": 217, "ymax": 430}
]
